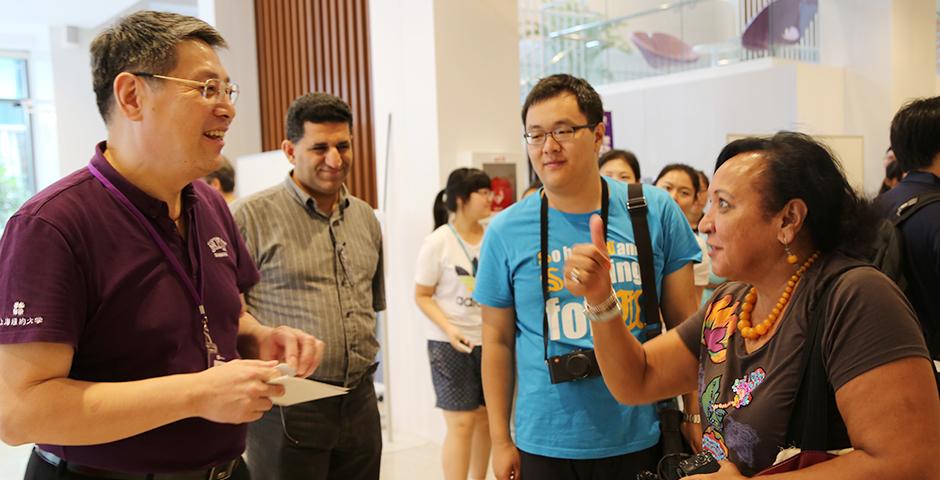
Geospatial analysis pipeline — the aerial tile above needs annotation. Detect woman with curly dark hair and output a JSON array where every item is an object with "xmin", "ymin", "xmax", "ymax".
[{"xmin": 563, "ymin": 132, "xmax": 940, "ymax": 478}]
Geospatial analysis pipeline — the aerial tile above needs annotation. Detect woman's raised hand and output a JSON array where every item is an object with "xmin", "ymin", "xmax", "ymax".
[{"xmin": 564, "ymin": 214, "xmax": 613, "ymax": 306}]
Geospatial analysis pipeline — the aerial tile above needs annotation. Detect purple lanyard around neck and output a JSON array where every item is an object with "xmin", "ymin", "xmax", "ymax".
[{"xmin": 87, "ymin": 163, "xmax": 222, "ymax": 367}]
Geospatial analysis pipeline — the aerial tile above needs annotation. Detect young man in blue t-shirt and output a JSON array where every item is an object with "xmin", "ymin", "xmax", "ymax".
[{"xmin": 474, "ymin": 74, "xmax": 702, "ymax": 479}]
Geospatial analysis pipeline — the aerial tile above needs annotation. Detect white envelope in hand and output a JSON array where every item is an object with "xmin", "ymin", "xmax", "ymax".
[{"xmin": 268, "ymin": 375, "xmax": 349, "ymax": 406}]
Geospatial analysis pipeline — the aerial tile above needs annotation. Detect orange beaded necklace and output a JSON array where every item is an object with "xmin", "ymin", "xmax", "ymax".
[{"xmin": 737, "ymin": 251, "xmax": 820, "ymax": 340}]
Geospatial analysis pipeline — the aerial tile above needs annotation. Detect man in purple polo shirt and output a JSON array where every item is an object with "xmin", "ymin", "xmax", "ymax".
[{"xmin": 0, "ymin": 11, "xmax": 323, "ymax": 480}]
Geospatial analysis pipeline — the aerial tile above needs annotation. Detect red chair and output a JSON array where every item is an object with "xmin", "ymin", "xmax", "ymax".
[
  {"xmin": 631, "ymin": 32, "xmax": 700, "ymax": 69},
  {"xmin": 742, "ymin": 0, "xmax": 818, "ymax": 51}
]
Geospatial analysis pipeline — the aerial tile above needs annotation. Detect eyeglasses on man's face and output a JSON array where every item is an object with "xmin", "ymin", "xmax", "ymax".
[
  {"xmin": 131, "ymin": 72, "xmax": 239, "ymax": 104},
  {"xmin": 523, "ymin": 123, "xmax": 598, "ymax": 146}
]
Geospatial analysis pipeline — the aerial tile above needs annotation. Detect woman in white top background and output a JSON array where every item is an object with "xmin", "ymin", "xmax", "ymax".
[{"xmin": 415, "ymin": 167, "xmax": 494, "ymax": 480}]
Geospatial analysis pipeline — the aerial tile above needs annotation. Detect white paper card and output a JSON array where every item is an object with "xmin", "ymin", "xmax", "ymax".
[{"xmin": 268, "ymin": 376, "xmax": 348, "ymax": 406}]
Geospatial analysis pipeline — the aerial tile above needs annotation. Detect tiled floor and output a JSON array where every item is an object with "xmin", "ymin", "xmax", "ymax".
[{"xmin": 0, "ymin": 434, "xmax": 492, "ymax": 480}]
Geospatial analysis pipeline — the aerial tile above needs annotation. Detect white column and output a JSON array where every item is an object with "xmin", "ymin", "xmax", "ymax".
[
  {"xmin": 432, "ymin": 0, "xmax": 524, "ymax": 183},
  {"xmin": 820, "ymin": 0, "xmax": 935, "ymax": 193},
  {"xmin": 48, "ymin": 25, "xmax": 106, "ymax": 180},
  {"xmin": 198, "ymin": 0, "xmax": 263, "ymax": 160},
  {"xmin": 371, "ymin": 0, "xmax": 521, "ymax": 444}
]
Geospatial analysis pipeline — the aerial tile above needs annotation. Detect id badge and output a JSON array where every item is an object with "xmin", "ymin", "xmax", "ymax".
[{"xmin": 207, "ymin": 342, "xmax": 225, "ymax": 367}]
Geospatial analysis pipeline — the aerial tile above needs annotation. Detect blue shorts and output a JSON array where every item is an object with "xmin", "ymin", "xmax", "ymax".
[{"xmin": 427, "ymin": 340, "xmax": 485, "ymax": 411}]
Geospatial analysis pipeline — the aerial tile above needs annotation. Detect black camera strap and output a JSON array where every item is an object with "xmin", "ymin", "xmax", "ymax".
[
  {"xmin": 540, "ymin": 178, "xmax": 608, "ymax": 361},
  {"xmin": 626, "ymin": 183, "xmax": 662, "ymax": 339}
]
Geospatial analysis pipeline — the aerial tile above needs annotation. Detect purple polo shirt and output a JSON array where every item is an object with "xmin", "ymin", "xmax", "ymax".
[{"xmin": 0, "ymin": 142, "xmax": 259, "ymax": 473}]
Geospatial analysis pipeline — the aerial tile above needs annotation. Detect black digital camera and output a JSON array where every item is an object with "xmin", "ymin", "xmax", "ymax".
[
  {"xmin": 677, "ymin": 452, "xmax": 720, "ymax": 476},
  {"xmin": 636, "ymin": 452, "xmax": 720, "ymax": 480},
  {"xmin": 546, "ymin": 348, "xmax": 601, "ymax": 384}
]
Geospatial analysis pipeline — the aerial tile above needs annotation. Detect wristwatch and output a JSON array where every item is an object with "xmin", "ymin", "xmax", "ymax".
[
  {"xmin": 583, "ymin": 289, "xmax": 622, "ymax": 323},
  {"xmin": 682, "ymin": 413, "xmax": 701, "ymax": 424}
]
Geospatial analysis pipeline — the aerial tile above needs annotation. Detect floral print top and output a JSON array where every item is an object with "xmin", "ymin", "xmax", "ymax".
[{"xmin": 675, "ymin": 254, "xmax": 929, "ymax": 475}]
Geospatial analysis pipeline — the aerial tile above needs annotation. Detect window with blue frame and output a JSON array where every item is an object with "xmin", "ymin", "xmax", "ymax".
[{"xmin": 0, "ymin": 53, "xmax": 34, "ymax": 232}]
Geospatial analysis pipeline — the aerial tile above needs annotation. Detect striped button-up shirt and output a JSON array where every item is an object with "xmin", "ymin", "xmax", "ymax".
[{"xmin": 233, "ymin": 176, "xmax": 385, "ymax": 386}]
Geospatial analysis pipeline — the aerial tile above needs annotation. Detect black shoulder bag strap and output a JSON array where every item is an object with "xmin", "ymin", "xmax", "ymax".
[
  {"xmin": 786, "ymin": 264, "xmax": 861, "ymax": 451},
  {"xmin": 893, "ymin": 191, "xmax": 940, "ymax": 362},
  {"xmin": 627, "ymin": 184, "xmax": 686, "ymax": 474},
  {"xmin": 626, "ymin": 183, "xmax": 662, "ymax": 337}
]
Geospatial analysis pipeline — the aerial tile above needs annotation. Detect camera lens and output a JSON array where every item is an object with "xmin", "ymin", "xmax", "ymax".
[{"xmin": 565, "ymin": 353, "xmax": 591, "ymax": 378}]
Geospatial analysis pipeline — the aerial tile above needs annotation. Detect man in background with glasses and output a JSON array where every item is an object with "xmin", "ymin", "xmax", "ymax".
[
  {"xmin": 233, "ymin": 92, "xmax": 385, "ymax": 480},
  {"xmin": 474, "ymin": 74, "xmax": 702, "ymax": 480},
  {"xmin": 0, "ymin": 11, "xmax": 322, "ymax": 480}
]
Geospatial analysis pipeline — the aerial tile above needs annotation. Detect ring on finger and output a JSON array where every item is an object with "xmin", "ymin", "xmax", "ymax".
[{"xmin": 569, "ymin": 267, "xmax": 582, "ymax": 284}]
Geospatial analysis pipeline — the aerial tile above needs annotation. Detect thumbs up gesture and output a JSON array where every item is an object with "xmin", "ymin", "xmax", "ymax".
[{"xmin": 564, "ymin": 214, "xmax": 613, "ymax": 305}]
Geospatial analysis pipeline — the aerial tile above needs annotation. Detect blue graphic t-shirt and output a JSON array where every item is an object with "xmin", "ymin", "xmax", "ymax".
[{"xmin": 474, "ymin": 178, "xmax": 701, "ymax": 459}]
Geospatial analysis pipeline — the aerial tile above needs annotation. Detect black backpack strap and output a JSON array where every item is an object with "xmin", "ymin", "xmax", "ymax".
[
  {"xmin": 893, "ymin": 191, "xmax": 940, "ymax": 226},
  {"xmin": 786, "ymin": 264, "xmax": 862, "ymax": 451},
  {"xmin": 627, "ymin": 183, "xmax": 661, "ymax": 337},
  {"xmin": 892, "ymin": 190, "xmax": 940, "ymax": 355}
]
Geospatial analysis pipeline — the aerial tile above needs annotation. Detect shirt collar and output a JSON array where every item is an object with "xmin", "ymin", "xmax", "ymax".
[
  {"xmin": 90, "ymin": 141, "xmax": 199, "ymax": 222},
  {"xmin": 903, "ymin": 170, "xmax": 940, "ymax": 186},
  {"xmin": 283, "ymin": 172, "xmax": 350, "ymax": 217}
]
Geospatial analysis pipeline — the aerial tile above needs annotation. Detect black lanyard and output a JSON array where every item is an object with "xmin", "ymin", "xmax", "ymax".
[
  {"xmin": 87, "ymin": 164, "xmax": 222, "ymax": 369},
  {"xmin": 540, "ymin": 178, "xmax": 609, "ymax": 360}
]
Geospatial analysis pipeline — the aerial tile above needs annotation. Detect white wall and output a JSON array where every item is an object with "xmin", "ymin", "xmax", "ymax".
[
  {"xmin": 48, "ymin": 25, "xmax": 106, "ymax": 180},
  {"xmin": 371, "ymin": 0, "xmax": 521, "ymax": 445},
  {"xmin": 433, "ymin": 1, "xmax": 525, "ymax": 184},
  {"xmin": 596, "ymin": 58, "xmax": 843, "ymax": 181},
  {"xmin": 370, "ymin": 0, "xmax": 445, "ymax": 445},
  {"xmin": 199, "ymin": 0, "xmax": 263, "ymax": 161},
  {"xmin": 597, "ymin": 0, "xmax": 934, "ymax": 194},
  {"xmin": 820, "ymin": 0, "xmax": 936, "ymax": 193}
]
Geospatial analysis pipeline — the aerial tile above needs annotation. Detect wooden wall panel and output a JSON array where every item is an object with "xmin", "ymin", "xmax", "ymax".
[{"xmin": 255, "ymin": 0, "xmax": 377, "ymax": 207}]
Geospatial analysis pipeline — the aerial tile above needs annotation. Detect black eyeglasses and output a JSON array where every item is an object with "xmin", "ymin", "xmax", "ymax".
[
  {"xmin": 131, "ymin": 72, "xmax": 239, "ymax": 104},
  {"xmin": 523, "ymin": 123, "xmax": 598, "ymax": 146}
]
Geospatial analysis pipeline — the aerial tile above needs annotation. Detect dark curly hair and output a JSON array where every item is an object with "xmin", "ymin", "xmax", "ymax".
[{"xmin": 714, "ymin": 132, "xmax": 877, "ymax": 254}]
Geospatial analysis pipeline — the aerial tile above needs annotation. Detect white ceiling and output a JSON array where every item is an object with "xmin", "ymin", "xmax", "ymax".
[{"xmin": 0, "ymin": 0, "xmax": 196, "ymax": 29}]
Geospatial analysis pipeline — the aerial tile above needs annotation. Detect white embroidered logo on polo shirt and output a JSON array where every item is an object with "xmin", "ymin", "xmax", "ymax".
[
  {"xmin": 3, "ymin": 301, "xmax": 42, "ymax": 327},
  {"xmin": 207, "ymin": 236, "xmax": 229, "ymax": 258}
]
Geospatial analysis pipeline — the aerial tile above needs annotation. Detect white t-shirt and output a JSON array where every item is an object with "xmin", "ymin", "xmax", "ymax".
[
  {"xmin": 694, "ymin": 233, "xmax": 711, "ymax": 287},
  {"xmin": 414, "ymin": 224, "xmax": 483, "ymax": 345}
]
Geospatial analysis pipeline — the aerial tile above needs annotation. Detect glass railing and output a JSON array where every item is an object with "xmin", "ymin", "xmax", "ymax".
[{"xmin": 519, "ymin": 0, "xmax": 820, "ymax": 97}]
